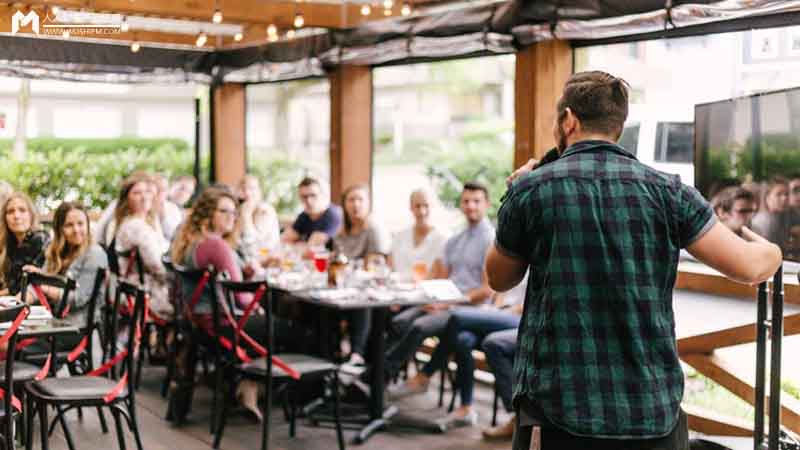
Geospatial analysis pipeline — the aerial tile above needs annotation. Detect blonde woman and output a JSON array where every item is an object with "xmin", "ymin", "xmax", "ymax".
[
  {"xmin": 113, "ymin": 172, "xmax": 170, "ymax": 317},
  {"xmin": 237, "ymin": 174, "xmax": 280, "ymax": 262},
  {"xmin": 0, "ymin": 192, "xmax": 49, "ymax": 296}
]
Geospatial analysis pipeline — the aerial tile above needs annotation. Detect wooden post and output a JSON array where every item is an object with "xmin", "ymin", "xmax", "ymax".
[
  {"xmin": 211, "ymin": 83, "xmax": 247, "ymax": 186},
  {"xmin": 514, "ymin": 40, "xmax": 572, "ymax": 169},
  {"xmin": 329, "ymin": 65, "xmax": 373, "ymax": 204}
]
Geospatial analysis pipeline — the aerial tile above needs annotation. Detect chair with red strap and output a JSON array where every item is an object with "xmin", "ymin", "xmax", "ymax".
[
  {"xmin": 17, "ymin": 269, "xmax": 110, "ymax": 439},
  {"xmin": 24, "ymin": 279, "xmax": 147, "ymax": 450},
  {"xmin": 212, "ymin": 280, "xmax": 345, "ymax": 450},
  {"xmin": 0, "ymin": 304, "xmax": 29, "ymax": 450}
]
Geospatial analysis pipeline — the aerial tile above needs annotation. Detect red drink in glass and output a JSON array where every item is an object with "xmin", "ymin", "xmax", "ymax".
[{"xmin": 313, "ymin": 253, "xmax": 329, "ymax": 273}]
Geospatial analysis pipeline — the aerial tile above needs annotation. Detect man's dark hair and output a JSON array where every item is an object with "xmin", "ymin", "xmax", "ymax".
[
  {"xmin": 557, "ymin": 71, "xmax": 630, "ymax": 140},
  {"xmin": 298, "ymin": 177, "xmax": 320, "ymax": 189},
  {"xmin": 463, "ymin": 181, "xmax": 489, "ymax": 200},
  {"xmin": 711, "ymin": 186, "xmax": 756, "ymax": 214}
]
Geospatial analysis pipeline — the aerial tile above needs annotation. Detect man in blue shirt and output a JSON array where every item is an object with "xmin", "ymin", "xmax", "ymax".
[{"xmin": 281, "ymin": 177, "xmax": 342, "ymax": 246}]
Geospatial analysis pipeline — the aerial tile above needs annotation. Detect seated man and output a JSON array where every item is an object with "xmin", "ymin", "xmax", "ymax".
[
  {"xmin": 711, "ymin": 186, "xmax": 757, "ymax": 235},
  {"xmin": 425, "ymin": 276, "xmax": 526, "ymax": 432},
  {"xmin": 281, "ymin": 177, "xmax": 342, "ymax": 247},
  {"xmin": 386, "ymin": 182, "xmax": 495, "ymax": 398}
]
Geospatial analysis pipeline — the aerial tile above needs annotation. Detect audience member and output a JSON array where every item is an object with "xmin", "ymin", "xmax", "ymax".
[
  {"xmin": 113, "ymin": 172, "xmax": 171, "ymax": 317},
  {"xmin": 333, "ymin": 183, "xmax": 390, "ymax": 365},
  {"xmin": 0, "ymin": 192, "xmax": 49, "ymax": 296},
  {"xmin": 711, "ymin": 186, "xmax": 757, "ymax": 235},
  {"xmin": 168, "ymin": 175, "xmax": 197, "ymax": 207},
  {"xmin": 389, "ymin": 189, "xmax": 447, "ymax": 279},
  {"xmin": 171, "ymin": 186, "xmax": 266, "ymax": 420},
  {"xmin": 387, "ymin": 182, "xmax": 494, "ymax": 397},
  {"xmin": 152, "ymin": 173, "xmax": 184, "ymax": 241},
  {"xmin": 24, "ymin": 202, "xmax": 107, "ymax": 350},
  {"xmin": 752, "ymin": 177, "xmax": 790, "ymax": 247},
  {"xmin": 237, "ymin": 174, "xmax": 280, "ymax": 262},
  {"xmin": 282, "ymin": 177, "xmax": 342, "ymax": 247}
]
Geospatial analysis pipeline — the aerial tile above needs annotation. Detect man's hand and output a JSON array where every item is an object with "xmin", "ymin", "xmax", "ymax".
[
  {"xmin": 506, "ymin": 158, "xmax": 538, "ymax": 187},
  {"xmin": 421, "ymin": 303, "xmax": 450, "ymax": 314}
]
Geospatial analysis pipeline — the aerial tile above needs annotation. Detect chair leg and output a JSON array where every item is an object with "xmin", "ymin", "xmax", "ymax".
[
  {"xmin": 289, "ymin": 392, "xmax": 297, "ymax": 439},
  {"xmin": 212, "ymin": 383, "xmax": 233, "ymax": 449},
  {"xmin": 126, "ymin": 401, "xmax": 145, "ymax": 450},
  {"xmin": 38, "ymin": 401, "xmax": 50, "ymax": 450},
  {"xmin": 97, "ymin": 407, "xmax": 109, "ymax": 433},
  {"xmin": 56, "ymin": 406, "xmax": 78, "ymax": 450},
  {"xmin": 438, "ymin": 369, "xmax": 445, "ymax": 408},
  {"xmin": 447, "ymin": 371, "xmax": 457, "ymax": 413},
  {"xmin": 110, "ymin": 408, "xmax": 127, "ymax": 450},
  {"xmin": 25, "ymin": 395, "xmax": 34, "ymax": 450},
  {"xmin": 331, "ymin": 372, "xmax": 346, "ymax": 450}
]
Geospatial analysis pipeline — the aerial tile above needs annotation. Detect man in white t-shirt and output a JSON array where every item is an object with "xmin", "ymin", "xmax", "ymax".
[{"xmin": 389, "ymin": 189, "xmax": 447, "ymax": 278}]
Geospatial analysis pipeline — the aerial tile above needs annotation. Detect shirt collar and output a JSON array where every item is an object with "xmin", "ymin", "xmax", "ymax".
[{"xmin": 560, "ymin": 140, "xmax": 637, "ymax": 160}]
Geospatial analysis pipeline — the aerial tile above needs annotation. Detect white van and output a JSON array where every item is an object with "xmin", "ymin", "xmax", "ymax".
[{"xmin": 619, "ymin": 107, "xmax": 695, "ymax": 187}]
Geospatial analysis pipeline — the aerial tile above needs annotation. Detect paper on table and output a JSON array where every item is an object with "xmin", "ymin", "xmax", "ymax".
[{"xmin": 419, "ymin": 280, "xmax": 463, "ymax": 301}]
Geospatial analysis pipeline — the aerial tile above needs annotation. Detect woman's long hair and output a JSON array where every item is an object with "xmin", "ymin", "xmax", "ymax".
[
  {"xmin": 113, "ymin": 171, "xmax": 159, "ymax": 232},
  {"xmin": 341, "ymin": 183, "xmax": 370, "ymax": 235},
  {"xmin": 0, "ymin": 192, "xmax": 40, "ymax": 287},
  {"xmin": 171, "ymin": 186, "xmax": 241, "ymax": 264},
  {"xmin": 46, "ymin": 202, "xmax": 91, "ymax": 275}
]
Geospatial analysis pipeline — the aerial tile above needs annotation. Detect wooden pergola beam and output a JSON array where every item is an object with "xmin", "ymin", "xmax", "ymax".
[
  {"xmin": 211, "ymin": 83, "xmax": 247, "ymax": 186},
  {"xmin": 514, "ymin": 39, "xmax": 572, "ymax": 168},
  {"xmin": 19, "ymin": 0, "xmax": 374, "ymax": 30},
  {"xmin": 329, "ymin": 65, "xmax": 373, "ymax": 204}
]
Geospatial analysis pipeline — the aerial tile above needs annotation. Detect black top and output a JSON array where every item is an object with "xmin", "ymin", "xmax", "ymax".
[
  {"xmin": 3, "ymin": 230, "xmax": 49, "ymax": 295},
  {"xmin": 291, "ymin": 205, "xmax": 343, "ymax": 242}
]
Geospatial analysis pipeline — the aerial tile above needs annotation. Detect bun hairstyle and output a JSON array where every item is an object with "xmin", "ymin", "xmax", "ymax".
[{"xmin": 557, "ymin": 71, "xmax": 631, "ymax": 140}]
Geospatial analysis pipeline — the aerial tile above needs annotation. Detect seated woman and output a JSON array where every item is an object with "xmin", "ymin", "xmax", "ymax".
[
  {"xmin": 171, "ymin": 186, "xmax": 266, "ymax": 420},
  {"xmin": 23, "ymin": 202, "xmax": 108, "ymax": 350},
  {"xmin": 237, "ymin": 174, "xmax": 280, "ymax": 263},
  {"xmin": 752, "ymin": 177, "xmax": 790, "ymax": 250},
  {"xmin": 0, "ymin": 192, "xmax": 49, "ymax": 296},
  {"xmin": 333, "ymin": 184, "xmax": 390, "ymax": 365},
  {"xmin": 113, "ymin": 172, "xmax": 171, "ymax": 318},
  {"xmin": 389, "ymin": 188, "xmax": 447, "ymax": 279}
]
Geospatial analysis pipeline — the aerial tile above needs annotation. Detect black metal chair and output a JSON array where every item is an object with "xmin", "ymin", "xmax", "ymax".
[
  {"xmin": 24, "ymin": 279, "xmax": 147, "ymax": 450},
  {"xmin": 213, "ymin": 280, "xmax": 345, "ymax": 450},
  {"xmin": 0, "ymin": 304, "xmax": 29, "ymax": 450},
  {"xmin": 18, "ymin": 269, "xmax": 110, "ymax": 437}
]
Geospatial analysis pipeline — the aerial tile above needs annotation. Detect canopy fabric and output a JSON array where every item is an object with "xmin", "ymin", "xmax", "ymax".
[{"xmin": 1, "ymin": 0, "xmax": 799, "ymax": 84}]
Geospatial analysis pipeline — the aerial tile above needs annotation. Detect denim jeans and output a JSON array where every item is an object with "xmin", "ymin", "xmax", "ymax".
[
  {"xmin": 426, "ymin": 307, "xmax": 520, "ymax": 406},
  {"xmin": 482, "ymin": 328, "xmax": 517, "ymax": 412},
  {"xmin": 385, "ymin": 306, "xmax": 451, "ymax": 376}
]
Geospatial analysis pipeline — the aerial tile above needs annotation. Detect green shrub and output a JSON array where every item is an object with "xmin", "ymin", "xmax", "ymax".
[
  {"xmin": 248, "ymin": 155, "xmax": 308, "ymax": 215},
  {"xmin": 0, "ymin": 137, "xmax": 189, "ymax": 156}
]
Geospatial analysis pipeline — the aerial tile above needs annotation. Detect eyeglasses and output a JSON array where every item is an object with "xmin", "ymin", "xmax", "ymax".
[
  {"xmin": 215, "ymin": 208, "xmax": 238, "ymax": 217},
  {"xmin": 300, "ymin": 193, "xmax": 318, "ymax": 200},
  {"xmin": 733, "ymin": 208, "xmax": 756, "ymax": 215}
]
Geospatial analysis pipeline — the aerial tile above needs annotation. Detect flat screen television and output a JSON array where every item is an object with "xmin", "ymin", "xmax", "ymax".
[{"xmin": 694, "ymin": 86, "xmax": 800, "ymax": 262}]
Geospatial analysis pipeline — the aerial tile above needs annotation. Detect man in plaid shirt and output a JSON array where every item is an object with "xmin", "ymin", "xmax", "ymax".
[{"xmin": 486, "ymin": 71, "xmax": 783, "ymax": 450}]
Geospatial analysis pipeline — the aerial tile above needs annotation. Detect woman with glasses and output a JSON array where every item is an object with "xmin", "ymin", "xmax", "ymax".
[{"xmin": 171, "ymin": 185, "xmax": 267, "ymax": 421}]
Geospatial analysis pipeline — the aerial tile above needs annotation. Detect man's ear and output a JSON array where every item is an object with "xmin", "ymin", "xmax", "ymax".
[{"xmin": 563, "ymin": 107, "xmax": 578, "ymax": 135}]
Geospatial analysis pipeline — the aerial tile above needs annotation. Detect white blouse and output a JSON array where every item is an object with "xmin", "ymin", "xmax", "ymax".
[{"xmin": 390, "ymin": 227, "xmax": 447, "ymax": 276}]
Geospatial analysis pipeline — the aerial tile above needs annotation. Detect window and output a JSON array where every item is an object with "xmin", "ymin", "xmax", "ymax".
[
  {"xmin": 655, "ymin": 122, "xmax": 693, "ymax": 163},
  {"xmin": 371, "ymin": 55, "xmax": 515, "ymax": 235},
  {"xmin": 246, "ymin": 79, "xmax": 331, "ymax": 217}
]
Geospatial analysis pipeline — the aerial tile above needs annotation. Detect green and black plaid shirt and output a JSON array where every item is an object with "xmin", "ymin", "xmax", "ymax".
[{"xmin": 498, "ymin": 140, "xmax": 715, "ymax": 438}]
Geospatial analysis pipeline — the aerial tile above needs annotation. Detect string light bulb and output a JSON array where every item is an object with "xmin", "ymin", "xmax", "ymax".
[
  {"xmin": 383, "ymin": 8, "xmax": 391, "ymax": 15},
  {"xmin": 360, "ymin": 4, "xmax": 371, "ymax": 15},
  {"xmin": 212, "ymin": 9, "xmax": 223, "ymax": 23},
  {"xmin": 267, "ymin": 23, "xmax": 277, "ymax": 36},
  {"xmin": 383, "ymin": 0, "xmax": 393, "ymax": 9},
  {"xmin": 293, "ymin": 13, "xmax": 304, "ymax": 28},
  {"xmin": 234, "ymin": 31, "xmax": 243, "ymax": 42},
  {"xmin": 268, "ymin": 34, "xmax": 279, "ymax": 42},
  {"xmin": 195, "ymin": 32, "xmax": 208, "ymax": 47},
  {"xmin": 120, "ymin": 16, "xmax": 129, "ymax": 32},
  {"xmin": 131, "ymin": 41, "xmax": 141, "ymax": 53},
  {"xmin": 50, "ymin": 6, "xmax": 60, "ymax": 16},
  {"xmin": 286, "ymin": 29, "xmax": 296, "ymax": 39},
  {"xmin": 401, "ymin": 2, "xmax": 411, "ymax": 15}
]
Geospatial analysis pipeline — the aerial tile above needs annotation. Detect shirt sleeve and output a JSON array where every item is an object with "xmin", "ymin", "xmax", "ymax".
[
  {"xmin": 323, "ymin": 206, "xmax": 344, "ymax": 237},
  {"xmin": 194, "ymin": 236, "xmax": 252, "ymax": 308},
  {"xmin": 67, "ymin": 245, "xmax": 108, "ymax": 310},
  {"xmin": 291, "ymin": 212, "xmax": 307, "ymax": 234},
  {"xmin": 495, "ymin": 189, "xmax": 533, "ymax": 261},
  {"xmin": 676, "ymin": 180, "xmax": 716, "ymax": 248}
]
